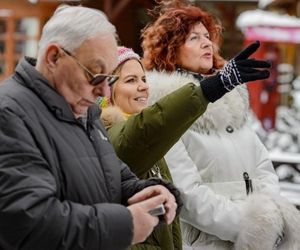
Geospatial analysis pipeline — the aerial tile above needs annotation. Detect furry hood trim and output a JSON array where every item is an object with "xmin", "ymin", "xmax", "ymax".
[
  {"xmin": 100, "ymin": 106, "xmax": 125, "ymax": 128},
  {"xmin": 147, "ymin": 70, "xmax": 249, "ymax": 135}
]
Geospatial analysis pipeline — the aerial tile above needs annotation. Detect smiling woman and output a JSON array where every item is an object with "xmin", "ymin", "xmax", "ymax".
[
  {"xmin": 111, "ymin": 57, "xmax": 148, "ymax": 114},
  {"xmin": 99, "ymin": 46, "xmax": 211, "ymax": 250}
]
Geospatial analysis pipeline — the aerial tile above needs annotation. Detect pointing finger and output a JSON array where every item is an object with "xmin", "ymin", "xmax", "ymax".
[{"xmin": 234, "ymin": 41, "xmax": 260, "ymax": 61}]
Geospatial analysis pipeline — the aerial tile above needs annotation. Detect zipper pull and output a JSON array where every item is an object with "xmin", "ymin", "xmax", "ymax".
[
  {"xmin": 150, "ymin": 164, "xmax": 162, "ymax": 179},
  {"xmin": 274, "ymin": 233, "xmax": 284, "ymax": 248},
  {"xmin": 243, "ymin": 172, "xmax": 253, "ymax": 195},
  {"xmin": 155, "ymin": 164, "xmax": 162, "ymax": 179}
]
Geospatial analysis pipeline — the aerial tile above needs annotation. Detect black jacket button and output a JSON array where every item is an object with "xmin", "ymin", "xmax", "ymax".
[{"xmin": 226, "ymin": 125, "xmax": 234, "ymax": 133}]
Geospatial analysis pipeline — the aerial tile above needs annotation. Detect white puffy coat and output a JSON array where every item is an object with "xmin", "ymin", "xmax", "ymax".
[{"xmin": 147, "ymin": 70, "xmax": 300, "ymax": 250}]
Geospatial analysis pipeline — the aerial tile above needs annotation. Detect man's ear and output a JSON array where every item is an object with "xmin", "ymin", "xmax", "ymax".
[{"xmin": 45, "ymin": 44, "xmax": 61, "ymax": 69}]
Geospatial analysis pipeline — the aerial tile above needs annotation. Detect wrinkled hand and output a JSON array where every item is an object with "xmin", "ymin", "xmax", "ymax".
[
  {"xmin": 135, "ymin": 178, "xmax": 183, "ymax": 216},
  {"xmin": 128, "ymin": 185, "xmax": 177, "ymax": 224},
  {"xmin": 219, "ymin": 41, "xmax": 271, "ymax": 91},
  {"xmin": 127, "ymin": 185, "xmax": 177, "ymax": 245}
]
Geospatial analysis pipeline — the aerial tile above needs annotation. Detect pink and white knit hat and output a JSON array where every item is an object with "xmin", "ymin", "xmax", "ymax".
[{"xmin": 117, "ymin": 46, "xmax": 140, "ymax": 68}]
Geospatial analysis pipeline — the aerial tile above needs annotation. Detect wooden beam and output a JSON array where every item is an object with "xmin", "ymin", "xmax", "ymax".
[
  {"xmin": 6, "ymin": 15, "xmax": 15, "ymax": 76},
  {"xmin": 0, "ymin": 0, "xmax": 59, "ymax": 18},
  {"xmin": 111, "ymin": 0, "xmax": 133, "ymax": 22},
  {"xmin": 103, "ymin": 0, "xmax": 112, "ymax": 17}
]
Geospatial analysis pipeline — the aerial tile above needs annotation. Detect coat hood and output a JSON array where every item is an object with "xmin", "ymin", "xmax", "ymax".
[
  {"xmin": 100, "ymin": 106, "xmax": 125, "ymax": 128},
  {"xmin": 147, "ymin": 70, "xmax": 249, "ymax": 135},
  {"xmin": 235, "ymin": 193, "xmax": 300, "ymax": 250}
]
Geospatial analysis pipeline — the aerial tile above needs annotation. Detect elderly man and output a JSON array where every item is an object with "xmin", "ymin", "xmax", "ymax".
[{"xmin": 0, "ymin": 5, "xmax": 180, "ymax": 250}]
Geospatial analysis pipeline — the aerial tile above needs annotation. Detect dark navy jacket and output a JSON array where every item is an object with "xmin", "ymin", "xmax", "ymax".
[{"xmin": 0, "ymin": 58, "xmax": 158, "ymax": 250}]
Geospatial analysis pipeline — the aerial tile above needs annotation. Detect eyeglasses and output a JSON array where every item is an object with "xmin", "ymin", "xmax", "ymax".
[{"xmin": 60, "ymin": 48, "xmax": 119, "ymax": 86}]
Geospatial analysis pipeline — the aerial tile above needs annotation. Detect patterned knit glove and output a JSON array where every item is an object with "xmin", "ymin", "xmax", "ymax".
[{"xmin": 201, "ymin": 41, "xmax": 271, "ymax": 102}]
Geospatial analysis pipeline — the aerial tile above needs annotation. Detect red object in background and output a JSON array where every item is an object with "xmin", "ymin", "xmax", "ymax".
[{"xmin": 245, "ymin": 41, "xmax": 280, "ymax": 130}]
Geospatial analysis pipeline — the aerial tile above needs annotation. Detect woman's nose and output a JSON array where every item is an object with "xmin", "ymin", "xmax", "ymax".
[
  {"xmin": 137, "ymin": 81, "xmax": 149, "ymax": 91},
  {"xmin": 201, "ymin": 37, "xmax": 212, "ymax": 48}
]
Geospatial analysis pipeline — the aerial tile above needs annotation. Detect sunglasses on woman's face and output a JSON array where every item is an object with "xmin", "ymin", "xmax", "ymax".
[{"xmin": 60, "ymin": 48, "xmax": 119, "ymax": 86}]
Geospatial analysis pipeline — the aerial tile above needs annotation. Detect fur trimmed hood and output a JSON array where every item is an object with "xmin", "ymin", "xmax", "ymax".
[
  {"xmin": 235, "ymin": 193, "xmax": 300, "ymax": 250},
  {"xmin": 100, "ymin": 106, "xmax": 125, "ymax": 128},
  {"xmin": 147, "ymin": 70, "xmax": 249, "ymax": 135}
]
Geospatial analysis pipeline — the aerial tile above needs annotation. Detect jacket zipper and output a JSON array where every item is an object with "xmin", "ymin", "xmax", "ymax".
[
  {"xmin": 151, "ymin": 164, "xmax": 162, "ymax": 178},
  {"xmin": 243, "ymin": 172, "xmax": 253, "ymax": 195}
]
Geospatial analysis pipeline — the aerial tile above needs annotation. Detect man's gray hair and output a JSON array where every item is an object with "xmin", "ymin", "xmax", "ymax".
[{"xmin": 37, "ymin": 5, "xmax": 116, "ymax": 60}]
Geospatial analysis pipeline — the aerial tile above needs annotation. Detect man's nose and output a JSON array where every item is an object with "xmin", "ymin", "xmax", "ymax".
[{"xmin": 94, "ymin": 81, "xmax": 111, "ymax": 97}]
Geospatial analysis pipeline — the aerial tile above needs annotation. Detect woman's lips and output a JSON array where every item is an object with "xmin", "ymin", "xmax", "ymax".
[
  {"xmin": 134, "ymin": 97, "xmax": 148, "ymax": 103},
  {"xmin": 202, "ymin": 52, "xmax": 212, "ymax": 58}
]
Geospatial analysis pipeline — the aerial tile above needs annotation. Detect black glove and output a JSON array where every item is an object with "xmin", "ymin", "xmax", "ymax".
[
  {"xmin": 201, "ymin": 41, "xmax": 271, "ymax": 102},
  {"xmin": 136, "ymin": 177, "xmax": 183, "ymax": 217}
]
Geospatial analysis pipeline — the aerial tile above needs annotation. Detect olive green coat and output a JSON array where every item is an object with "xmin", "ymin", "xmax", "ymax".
[{"xmin": 101, "ymin": 72, "xmax": 209, "ymax": 250}]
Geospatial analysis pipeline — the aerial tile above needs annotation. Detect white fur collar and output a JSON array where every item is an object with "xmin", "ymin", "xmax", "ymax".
[{"xmin": 147, "ymin": 70, "xmax": 249, "ymax": 135}]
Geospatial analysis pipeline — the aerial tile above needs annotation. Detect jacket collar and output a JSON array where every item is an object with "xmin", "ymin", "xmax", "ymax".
[{"xmin": 14, "ymin": 57, "xmax": 101, "ymax": 123}]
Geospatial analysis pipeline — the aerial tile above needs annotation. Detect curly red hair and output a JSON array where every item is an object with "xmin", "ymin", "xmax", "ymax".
[{"xmin": 141, "ymin": 5, "xmax": 226, "ymax": 72}]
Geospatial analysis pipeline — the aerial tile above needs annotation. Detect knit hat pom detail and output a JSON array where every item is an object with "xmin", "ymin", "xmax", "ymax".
[{"xmin": 117, "ymin": 46, "xmax": 140, "ymax": 68}]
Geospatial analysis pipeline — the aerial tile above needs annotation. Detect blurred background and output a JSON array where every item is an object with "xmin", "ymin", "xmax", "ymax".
[{"xmin": 1, "ymin": 0, "xmax": 300, "ymax": 207}]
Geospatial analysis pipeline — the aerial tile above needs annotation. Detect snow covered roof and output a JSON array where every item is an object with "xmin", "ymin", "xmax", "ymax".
[
  {"xmin": 236, "ymin": 9, "xmax": 300, "ymax": 43},
  {"xmin": 237, "ymin": 9, "xmax": 300, "ymax": 29},
  {"xmin": 258, "ymin": 0, "xmax": 275, "ymax": 9}
]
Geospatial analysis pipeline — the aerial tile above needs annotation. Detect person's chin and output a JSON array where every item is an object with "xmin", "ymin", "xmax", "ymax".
[
  {"xmin": 139, "ymin": 103, "xmax": 147, "ymax": 110},
  {"xmin": 200, "ymin": 65, "xmax": 213, "ymax": 74},
  {"xmin": 73, "ymin": 106, "xmax": 88, "ymax": 117},
  {"xmin": 133, "ymin": 106, "xmax": 145, "ymax": 113}
]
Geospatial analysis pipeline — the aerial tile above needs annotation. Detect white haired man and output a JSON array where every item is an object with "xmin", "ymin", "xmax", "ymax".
[{"xmin": 0, "ymin": 5, "xmax": 180, "ymax": 250}]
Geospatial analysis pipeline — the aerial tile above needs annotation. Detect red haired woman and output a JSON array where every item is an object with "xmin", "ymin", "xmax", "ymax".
[{"xmin": 142, "ymin": 1, "xmax": 300, "ymax": 249}]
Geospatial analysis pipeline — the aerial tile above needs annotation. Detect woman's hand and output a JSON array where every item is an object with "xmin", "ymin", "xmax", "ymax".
[
  {"xmin": 200, "ymin": 41, "xmax": 271, "ymax": 102},
  {"xmin": 219, "ymin": 41, "xmax": 271, "ymax": 91}
]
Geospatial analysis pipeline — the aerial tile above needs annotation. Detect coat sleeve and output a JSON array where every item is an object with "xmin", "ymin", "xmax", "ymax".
[
  {"xmin": 165, "ymin": 138, "xmax": 244, "ymax": 242},
  {"xmin": 0, "ymin": 108, "xmax": 133, "ymax": 250},
  {"xmin": 108, "ymin": 83, "xmax": 209, "ymax": 177}
]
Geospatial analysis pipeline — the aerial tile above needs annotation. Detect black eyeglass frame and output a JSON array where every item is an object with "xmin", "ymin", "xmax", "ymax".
[{"xmin": 60, "ymin": 47, "xmax": 119, "ymax": 86}]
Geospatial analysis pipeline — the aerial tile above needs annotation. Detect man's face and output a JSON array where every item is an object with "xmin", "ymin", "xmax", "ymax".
[{"xmin": 53, "ymin": 34, "xmax": 118, "ymax": 117}]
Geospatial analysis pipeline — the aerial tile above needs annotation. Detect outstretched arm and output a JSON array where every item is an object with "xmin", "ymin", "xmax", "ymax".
[{"xmin": 108, "ymin": 82, "xmax": 208, "ymax": 177}]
